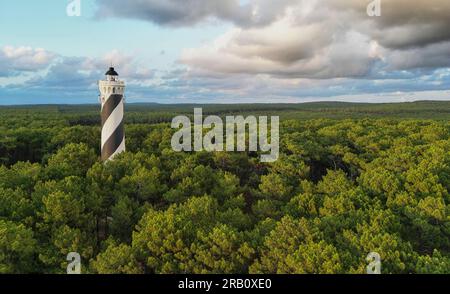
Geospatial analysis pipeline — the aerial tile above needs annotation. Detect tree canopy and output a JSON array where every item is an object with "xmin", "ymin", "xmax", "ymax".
[{"xmin": 0, "ymin": 103, "xmax": 449, "ymax": 273}]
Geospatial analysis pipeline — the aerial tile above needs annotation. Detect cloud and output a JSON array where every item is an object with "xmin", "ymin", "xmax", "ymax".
[
  {"xmin": 177, "ymin": 0, "xmax": 450, "ymax": 81},
  {"xmin": 2, "ymin": 1, "xmax": 450, "ymax": 104},
  {"xmin": 179, "ymin": 11, "xmax": 380, "ymax": 79},
  {"xmin": 330, "ymin": 0, "xmax": 450, "ymax": 49},
  {"xmin": 0, "ymin": 46, "xmax": 56, "ymax": 77},
  {"xmin": 95, "ymin": 0, "xmax": 450, "ymax": 48},
  {"xmin": 101, "ymin": 50, "xmax": 154, "ymax": 81},
  {"xmin": 386, "ymin": 42, "xmax": 450, "ymax": 71},
  {"xmin": 6, "ymin": 49, "xmax": 155, "ymax": 103},
  {"xmin": 93, "ymin": 0, "xmax": 450, "ymax": 84},
  {"xmin": 95, "ymin": 0, "xmax": 296, "ymax": 27},
  {"xmin": 127, "ymin": 65, "xmax": 449, "ymax": 104}
]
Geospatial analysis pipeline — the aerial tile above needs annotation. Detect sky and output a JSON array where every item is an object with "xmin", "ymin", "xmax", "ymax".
[{"xmin": 0, "ymin": 0, "xmax": 449, "ymax": 105}]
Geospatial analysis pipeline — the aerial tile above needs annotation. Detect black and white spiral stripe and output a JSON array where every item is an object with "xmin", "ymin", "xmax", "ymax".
[{"xmin": 101, "ymin": 94, "xmax": 125, "ymax": 161}]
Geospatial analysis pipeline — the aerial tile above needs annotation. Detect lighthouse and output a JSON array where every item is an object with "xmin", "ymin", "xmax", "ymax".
[{"xmin": 99, "ymin": 67, "xmax": 126, "ymax": 161}]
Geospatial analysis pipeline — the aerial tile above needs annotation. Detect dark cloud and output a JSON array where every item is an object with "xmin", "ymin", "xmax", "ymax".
[
  {"xmin": 92, "ymin": 0, "xmax": 450, "ymax": 81},
  {"xmin": 95, "ymin": 0, "xmax": 450, "ymax": 49},
  {"xmin": 95, "ymin": 0, "xmax": 295, "ymax": 27},
  {"xmin": 330, "ymin": 0, "xmax": 450, "ymax": 49}
]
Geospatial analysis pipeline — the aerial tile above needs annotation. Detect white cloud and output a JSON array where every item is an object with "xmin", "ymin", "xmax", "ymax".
[
  {"xmin": 0, "ymin": 46, "xmax": 56, "ymax": 76},
  {"xmin": 179, "ymin": 7, "xmax": 381, "ymax": 79}
]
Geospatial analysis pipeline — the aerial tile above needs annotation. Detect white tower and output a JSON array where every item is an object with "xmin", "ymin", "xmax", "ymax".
[{"xmin": 99, "ymin": 67, "xmax": 126, "ymax": 161}]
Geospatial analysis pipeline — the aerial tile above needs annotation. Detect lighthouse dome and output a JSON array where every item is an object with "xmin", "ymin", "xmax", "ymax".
[{"xmin": 105, "ymin": 67, "xmax": 119, "ymax": 76}]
